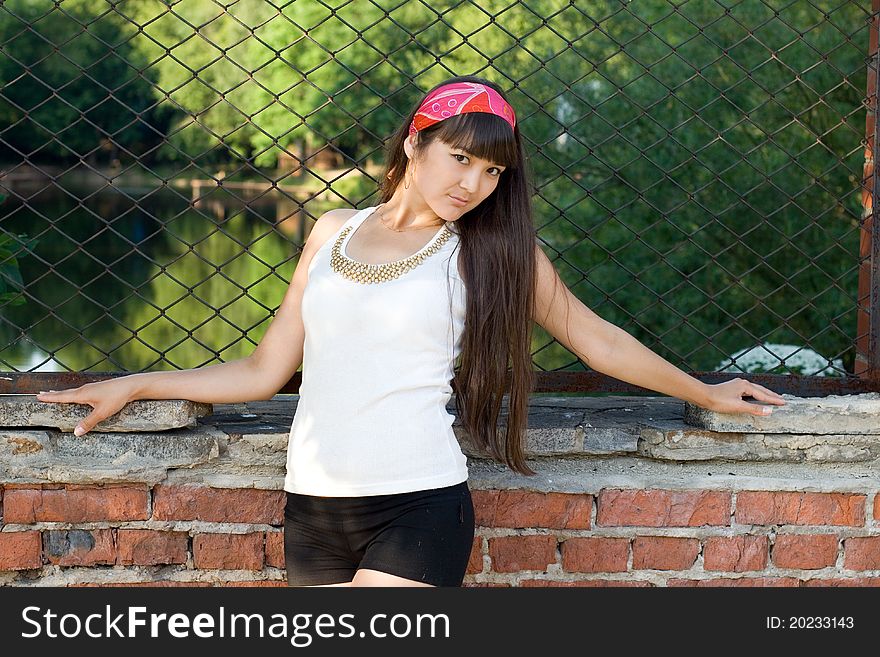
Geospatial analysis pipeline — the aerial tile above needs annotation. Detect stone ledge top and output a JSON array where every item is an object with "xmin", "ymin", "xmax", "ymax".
[
  {"xmin": 208, "ymin": 393, "xmax": 880, "ymax": 435},
  {"xmin": 684, "ymin": 392, "xmax": 880, "ymax": 434},
  {"xmin": 2, "ymin": 394, "xmax": 880, "ymax": 489},
  {"xmin": 0, "ymin": 395, "xmax": 212, "ymax": 432},
  {"xmin": 203, "ymin": 393, "xmax": 880, "ymax": 464}
]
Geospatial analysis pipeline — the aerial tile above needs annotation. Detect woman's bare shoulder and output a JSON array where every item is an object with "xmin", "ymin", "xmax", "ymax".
[
  {"xmin": 320, "ymin": 207, "xmax": 360, "ymax": 225},
  {"xmin": 304, "ymin": 207, "xmax": 360, "ymax": 249}
]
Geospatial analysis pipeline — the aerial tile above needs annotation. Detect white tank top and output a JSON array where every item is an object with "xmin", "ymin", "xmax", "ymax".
[{"xmin": 283, "ymin": 205, "xmax": 469, "ymax": 496}]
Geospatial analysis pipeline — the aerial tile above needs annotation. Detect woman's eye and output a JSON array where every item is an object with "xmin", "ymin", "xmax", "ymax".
[{"xmin": 454, "ymin": 153, "xmax": 501, "ymax": 176}]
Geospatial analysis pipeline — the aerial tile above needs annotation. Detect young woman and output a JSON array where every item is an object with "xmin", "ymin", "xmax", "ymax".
[{"xmin": 36, "ymin": 75, "xmax": 786, "ymax": 587}]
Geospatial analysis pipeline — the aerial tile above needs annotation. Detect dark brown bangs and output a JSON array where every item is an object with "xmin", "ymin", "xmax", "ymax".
[{"xmin": 428, "ymin": 111, "xmax": 519, "ymax": 169}]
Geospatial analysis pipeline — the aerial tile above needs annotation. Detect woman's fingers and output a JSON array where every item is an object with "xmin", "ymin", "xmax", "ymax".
[
  {"xmin": 74, "ymin": 411, "xmax": 104, "ymax": 436},
  {"xmin": 759, "ymin": 385, "xmax": 786, "ymax": 403},
  {"xmin": 752, "ymin": 403, "xmax": 774, "ymax": 415},
  {"xmin": 741, "ymin": 385, "xmax": 786, "ymax": 415},
  {"xmin": 751, "ymin": 390, "xmax": 786, "ymax": 405},
  {"xmin": 35, "ymin": 387, "xmax": 98, "ymax": 436},
  {"xmin": 743, "ymin": 383, "xmax": 786, "ymax": 404},
  {"xmin": 36, "ymin": 389, "xmax": 78, "ymax": 402},
  {"xmin": 707, "ymin": 379, "xmax": 787, "ymax": 416}
]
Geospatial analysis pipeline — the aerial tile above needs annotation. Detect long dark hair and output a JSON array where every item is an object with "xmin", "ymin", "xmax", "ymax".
[{"xmin": 377, "ymin": 75, "xmax": 537, "ymax": 476}]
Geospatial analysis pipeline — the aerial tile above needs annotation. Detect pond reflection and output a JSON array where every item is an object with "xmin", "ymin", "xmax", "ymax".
[{"xmin": 0, "ymin": 181, "xmax": 336, "ymax": 372}]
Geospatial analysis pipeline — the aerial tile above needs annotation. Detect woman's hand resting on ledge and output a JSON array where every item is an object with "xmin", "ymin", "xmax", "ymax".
[
  {"xmin": 35, "ymin": 378, "xmax": 136, "ymax": 436},
  {"xmin": 700, "ymin": 377, "xmax": 787, "ymax": 416}
]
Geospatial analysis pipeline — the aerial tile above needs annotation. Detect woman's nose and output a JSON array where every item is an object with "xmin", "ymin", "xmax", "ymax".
[{"xmin": 459, "ymin": 170, "xmax": 480, "ymax": 192}]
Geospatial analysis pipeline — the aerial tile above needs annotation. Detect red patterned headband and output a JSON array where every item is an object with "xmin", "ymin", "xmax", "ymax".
[{"xmin": 408, "ymin": 81, "xmax": 516, "ymax": 136}]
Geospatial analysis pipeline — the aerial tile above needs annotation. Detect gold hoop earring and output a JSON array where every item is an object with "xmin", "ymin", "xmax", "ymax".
[{"xmin": 404, "ymin": 165, "xmax": 412, "ymax": 190}]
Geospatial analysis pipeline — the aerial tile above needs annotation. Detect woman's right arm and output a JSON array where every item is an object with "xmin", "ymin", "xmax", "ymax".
[
  {"xmin": 36, "ymin": 208, "xmax": 354, "ymax": 434},
  {"xmin": 129, "ymin": 208, "xmax": 352, "ymax": 403}
]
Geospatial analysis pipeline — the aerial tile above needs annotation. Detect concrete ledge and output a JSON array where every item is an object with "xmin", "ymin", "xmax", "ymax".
[
  {"xmin": 0, "ymin": 394, "xmax": 877, "ymax": 489},
  {"xmin": 684, "ymin": 392, "xmax": 880, "ymax": 434},
  {"xmin": 640, "ymin": 423, "xmax": 880, "ymax": 462},
  {"xmin": 0, "ymin": 427, "xmax": 222, "ymax": 484},
  {"xmin": 0, "ymin": 395, "xmax": 213, "ymax": 432}
]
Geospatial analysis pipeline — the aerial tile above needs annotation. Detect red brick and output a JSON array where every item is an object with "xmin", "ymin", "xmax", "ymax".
[
  {"xmin": 487, "ymin": 535, "xmax": 556, "ymax": 572},
  {"xmin": 843, "ymin": 536, "xmax": 880, "ymax": 570},
  {"xmin": 472, "ymin": 489, "xmax": 591, "ymax": 529},
  {"xmin": 265, "ymin": 531, "xmax": 284, "ymax": 569},
  {"xmin": 632, "ymin": 536, "xmax": 700, "ymax": 570},
  {"xmin": 462, "ymin": 582, "xmax": 512, "ymax": 588},
  {"xmin": 703, "ymin": 535, "xmax": 768, "ymax": 572},
  {"xmin": 560, "ymin": 537, "xmax": 628, "ymax": 573},
  {"xmin": 117, "ymin": 530, "xmax": 188, "ymax": 566},
  {"xmin": 466, "ymin": 537, "xmax": 483, "ymax": 574},
  {"xmin": 220, "ymin": 581, "xmax": 287, "ymax": 587},
  {"xmin": 771, "ymin": 534, "xmax": 838, "ymax": 569},
  {"xmin": 71, "ymin": 582, "xmax": 212, "ymax": 587},
  {"xmin": 193, "ymin": 533, "xmax": 264, "ymax": 570},
  {"xmin": 153, "ymin": 485, "xmax": 285, "ymax": 524},
  {"xmin": 874, "ymin": 495, "xmax": 880, "ymax": 521},
  {"xmin": 4, "ymin": 486, "xmax": 148, "ymax": 523},
  {"xmin": 801, "ymin": 577, "xmax": 880, "ymax": 586},
  {"xmin": 44, "ymin": 529, "xmax": 115, "ymax": 566},
  {"xmin": 0, "ymin": 531, "xmax": 41, "ymax": 570},
  {"xmin": 736, "ymin": 491, "xmax": 865, "ymax": 526},
  {"xmin": 597, "ymin": 489, "xmax": 729, "ymax": 527},
  {"xmin": 521, "ymin": 579, "xmax": 651, "ymax": 587},
  {"xmin": 669, "ymin": 577, "xmax": 799, "ymax": 587}
]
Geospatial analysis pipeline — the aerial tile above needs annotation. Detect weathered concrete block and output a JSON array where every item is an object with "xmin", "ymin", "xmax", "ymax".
[
  {"xmin": 223, "ymin": 432, "xmax": 289, "ymax": 465},
  {"xmin": 683, "ymin": 393, "xmax": 880, "ymax": 434},
  {"xmin": 639, "ymin": 422, "xmax": 880, "ymax": 462},
  {"xmin": 0, "ymin": 428, "xmax": 221, "ymax": 483},
  {"xmin": 581, "ymin": 427, "xmax": 640, "ymax": 454},
  {"xmin": 0, "ymin": 395, "xmax": 212, "ymax": 432}
]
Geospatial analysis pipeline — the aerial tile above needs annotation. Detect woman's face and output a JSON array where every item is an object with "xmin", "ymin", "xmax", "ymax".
[{"xmin": 405, "ymin": 135, "xmax": 507, "ymax": 221}]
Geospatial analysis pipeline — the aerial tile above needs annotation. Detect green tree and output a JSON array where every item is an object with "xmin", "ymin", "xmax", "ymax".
[{"xmin": 0, "ymin": 0, "xmax": 166, "ymax": 162}]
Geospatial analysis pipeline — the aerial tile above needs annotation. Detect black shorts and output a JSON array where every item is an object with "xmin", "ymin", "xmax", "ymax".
[{"xmin": 283, "ymin": 480, "xmax": 475, "ymax": 587}]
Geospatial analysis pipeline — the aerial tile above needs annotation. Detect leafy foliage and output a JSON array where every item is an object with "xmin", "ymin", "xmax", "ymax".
[{"xmin": 0, "ymin": 0, "xmax": 869, "ymax": 375}]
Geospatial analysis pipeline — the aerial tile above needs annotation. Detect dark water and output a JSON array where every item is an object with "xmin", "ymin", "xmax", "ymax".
[{"xmin": 0, "ymin": 180, "xmax": 317, "ymax": 372}]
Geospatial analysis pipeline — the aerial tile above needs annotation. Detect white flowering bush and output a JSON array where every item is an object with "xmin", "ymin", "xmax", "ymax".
[{"xmin": 715, "ymin": 343, "xmax": 845, "ymax": 377}]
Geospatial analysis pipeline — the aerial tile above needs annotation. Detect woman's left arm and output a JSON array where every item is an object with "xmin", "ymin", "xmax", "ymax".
[{"xmin": 532, "ymin": 245, "xmax": 786, "ymax": 416}]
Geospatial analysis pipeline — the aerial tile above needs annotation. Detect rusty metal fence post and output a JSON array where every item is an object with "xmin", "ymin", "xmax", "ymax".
[{"xmin": 857, "ymin": 0, "xmax": 880, "ymax": 387}]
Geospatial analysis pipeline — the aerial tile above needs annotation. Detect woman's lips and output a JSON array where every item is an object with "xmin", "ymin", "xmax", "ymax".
[{"xmin": 448, "ymin": 195, "xmax": 468, "ymax": 206}]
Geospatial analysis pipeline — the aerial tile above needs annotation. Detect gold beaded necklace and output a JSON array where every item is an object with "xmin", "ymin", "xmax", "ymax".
[{"xmin": 330, "ymin": 209, "xmax": 453, "ymax": 284}]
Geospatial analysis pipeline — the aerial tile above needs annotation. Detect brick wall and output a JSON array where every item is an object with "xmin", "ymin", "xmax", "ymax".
[
  {"xmin": 466, "ymin": 488, "xmax": 880, "ymax": 586},
  {"xmin": 2, "ymin": 395, "xmax": 879, "ymax": 586},
  {"xmin": 0, "ymin": 484, "xmax": 287, "ymax": 586},
  {"xmin": 2, "ymin": 483, "xmax": 879, "ymax": 586}
]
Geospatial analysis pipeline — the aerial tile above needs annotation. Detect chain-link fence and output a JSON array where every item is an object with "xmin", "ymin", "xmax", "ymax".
[{"xmin": 0, "ymin": 0, "xmax": 877, "ymax": 395}]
